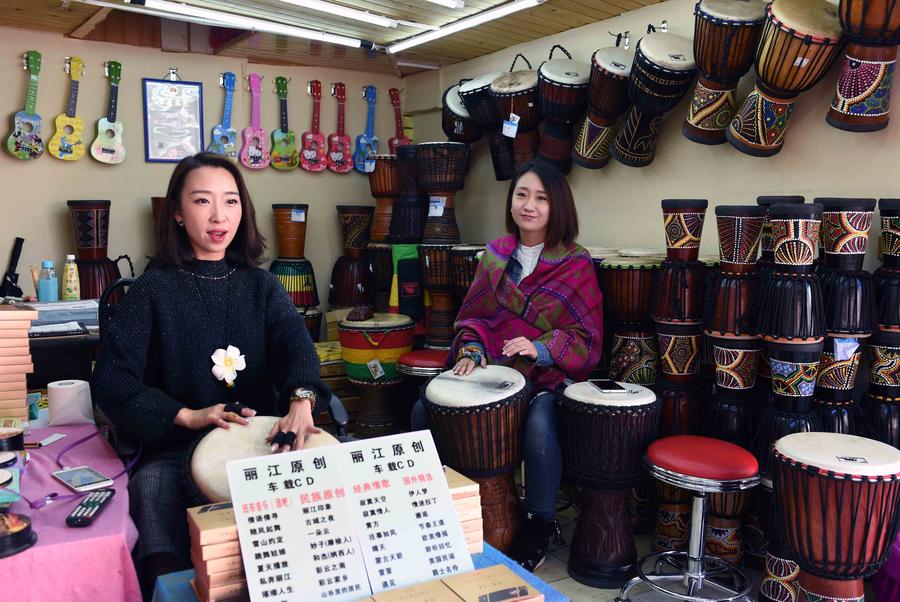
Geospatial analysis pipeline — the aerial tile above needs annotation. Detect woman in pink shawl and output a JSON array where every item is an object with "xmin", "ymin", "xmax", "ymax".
[{"xmin": 412, "ymin": 161, "xmax": 604, "ymax": 571}]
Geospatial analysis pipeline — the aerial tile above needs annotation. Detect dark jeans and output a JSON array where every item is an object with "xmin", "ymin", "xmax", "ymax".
[{"xmin": 411, "ymin": 390, "xmax": 561, "ymax": 520}]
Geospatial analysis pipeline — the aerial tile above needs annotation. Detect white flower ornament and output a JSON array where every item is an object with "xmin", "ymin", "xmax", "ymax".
[{"xmin": 211, "ymin": 345, "xmax": 246, "ymax": 388}]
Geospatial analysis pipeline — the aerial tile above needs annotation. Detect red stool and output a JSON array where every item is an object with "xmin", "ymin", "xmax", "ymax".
[
  {"xmin": 617, "ymin": 435, "xmax": 759, "ymax": 601},
  {"xmin": 396, "ymin": 349, "xmax": 448, "ymax": 432}
]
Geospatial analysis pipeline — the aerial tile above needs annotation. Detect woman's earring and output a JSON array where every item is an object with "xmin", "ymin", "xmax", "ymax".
[{"xmin": 176, "ymin": 220, "xmax": 184, "ymax": 228}]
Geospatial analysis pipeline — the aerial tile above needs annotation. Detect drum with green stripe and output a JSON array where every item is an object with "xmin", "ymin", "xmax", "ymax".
[{"xmin": 338, "ymin": 313, "xmax": 415, "ymax": 384}]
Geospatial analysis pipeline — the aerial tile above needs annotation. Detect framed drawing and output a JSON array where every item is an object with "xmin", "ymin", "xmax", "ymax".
[{"xmin": 142, "ymin": 78, "xmax": 204, "ymax": 162}]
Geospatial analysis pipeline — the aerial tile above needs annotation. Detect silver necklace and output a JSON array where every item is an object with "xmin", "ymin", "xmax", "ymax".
[{"xmin": 178, "ymin": 267, "xmax": 236, "ymax": 280}]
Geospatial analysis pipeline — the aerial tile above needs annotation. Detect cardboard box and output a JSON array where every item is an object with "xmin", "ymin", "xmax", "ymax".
[
  {"xmin": 0, "ymin": 306, "xmax": 38, "ymax": 321},
  {"xmin": 371, "ymin": 580, "xmax": 463, "ymax": 602},
  {"xmin": 466, "ymin": 541, "xmax": 483, "ymax": 555},
  {"xmin": 195, "ymin": 539, "xmax": 241, "ymax": 561},
  {"xmin": 453, "ymin": 495, "xmax": 482, "ymax": 520},
  {"xmin": 460, "ymin": 518, "xmax": 482, "ymax": 535},
  {"xmin": 463, "ymin": 530, "xmax": 482, "ymax": 547},
  {"xmin": 195, "ymin": 566, "xmax": 245, "ymax": 589},
  {"xmin": 444, "ymin": 467, "xmax": 479, "ymax": 500},
  {"xmin": 190, "ymin": 578, "xmax": 249, "ymax": 602},
  {"xmin": 187, "ymin": 503, "xmax": 238, "ymax": 546},
  {"xmin": 0, "ymin": 347, "xmax": 29, "ymax": 358},
  {"xmin": 443, "ymin": 565, "xmax": 543, "ymax": 602},
  {"xmin": 0, "ymin": 364, "xmax": 32, "ymax": 375},
  {"xmin": 191, "ymin": 549, "xmax": 243, "ymax": 576}
]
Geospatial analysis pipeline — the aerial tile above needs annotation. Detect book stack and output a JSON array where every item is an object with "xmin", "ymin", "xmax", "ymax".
[
  {"xmin": 187, "ymin": 503, "xmax": 248, "ymax": 602},
  {"xmin": 444, "ymin": 467, "xmax": 483, "ymax": 555},
  {"xmin": 0, "ymin": 306, "xmax": 37, "ymax": 420}
]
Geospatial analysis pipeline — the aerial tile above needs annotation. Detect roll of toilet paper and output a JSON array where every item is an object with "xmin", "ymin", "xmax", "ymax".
[{"xmin": 48, "ymin": 380, "xmax": 94, "ymax": 426}]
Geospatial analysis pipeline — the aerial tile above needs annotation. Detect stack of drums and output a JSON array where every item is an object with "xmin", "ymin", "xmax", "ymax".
[
  {"xmin": 338, "ymin": 312, "xmax": 414, "ymax": 438},
  {"xmin": 813, "ymin": 198, "xmax": 876, "ymax": 434},
  {"xmin": 586, "ymin": 247, "xmax": 622, "ymax": 380},
  {"xmin": 368, "ymin": 154, "xmax": 398, "ymax": 243},
  {"xmin": 683, "ymin": 0, "xmax": 767, "ymax": 144},
  {"xmin": 753, "ymin": 203, "xmax": 825, "ymax": 600},
  {"xmin": 442, "ymin": 82, "xmax": 483, "ymax": 144},
  {"xmin": 419, "ymin": 244, "xmax": 458, "ymax": 349},
  {"xmin": 329, "ymin": 205, "xmax": 373, "ymax": 308},
  {"xmin": 558, "ymin": 381, "xmax": 660, "ymax": 587},
  {"xmin": 490, "ymin": 54, "xmax": 541, "ymax": 174},
  {"xmin": 459, "ymin": 72, "xmax": 512, "ymax": 181},
  {"xmin": 367, "ymin": 152, "xmax": 402, "ymax": 312},
  {"xmin": 537, "ymin": 45, "xmax": 590, "ymax": 174},
  {"xmin": 727, "ymin": 0, "xmax": 844, "ymax": 156},
  {"xmin": 875, "ymin": 199, "xmax": 900, "ymax": 336},
  {"xmin": 415, "ymin": 142, "xmax": 469, "ymax": 244},
  {"xmin": 67, "ymin": 200, "xmax": 134, "ymax": 301},
  {"xmin": 385, "ymin": 152, "xmax": 427, "ymax": 245},
  {"xmin": 270, "ymin": 204, "xmax": 321, "ymax": 341},
  {"xmin": 827, "ymin": 0, "xmax": 900, "ymax": 132},
  {"xmin": 573, "ymin": 44, "xmax": 633, "ymax": 169},
  {"xmin": 612, "ymin": 31, "xmax": 697, "ymax": 167}
]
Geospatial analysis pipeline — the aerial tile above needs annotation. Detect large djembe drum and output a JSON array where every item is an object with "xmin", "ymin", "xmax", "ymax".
[
  {"xmin": 558, "ymin": 381, "xmax": 659, "ymax": 587},
  {"xmin": 420, "ymin": 244, "xmax": 458, "ymax": 349},
  {"xmin": 272, "ymin": 203, "xmax": 309, "ymax": 258},
  {"xmin": 827, "ymin": 0, "xmax": 900, "ymax": 131},
  {"xmin": 684, "ymin": 0, "xmax": 768, "ymax": 144},
  {"xmin": 450, "ymin": 244, "xmax": 485, "ymax": 298},
  {"xmin": 612, "ymin": 31, "xmax": 697, "ymax": 167},
  {"xmin": 773, "ymin": 433, "xmax": 900, "ymax": 602},
  {"xmin": 270, "ymin": 258, "xmax": 319, "ymax": 308},
  {"xmin": 67, "ymin": 200, "xmax": 133, "ymax": 300},
  {"xmin": 727, "ymin": 0, "xmax": 845, "ymax": 156},
  {"xmin": 366, "ymin": 242, "xmax": 393, "ymax": 313},
  {"xmin": 459, "ymin": 72, "xmax": 512, "ymax": 181},
  {"xmin": 491, "ymin": 54, "xmax": 541, "ymax": 173},
  {"xmin": 368, "ymin": 155, "xmax": 398, "ymax": 243},
  {"xmin": 423, "ymin": 366, "xmax": 531, "ymax": 551},
  {"xmin": 537, "ymin": 45, "xmax": 590, "ymax": 174},
  {"xmin": 329, "ymin": 205, "xmax": 373, "ymax": 308},
  {"xmin": 415, "ymin": 142, "xmax": 469, "ymax": 245},
  {"xmin": 875, "ymin": 198, "xmax": 900, "ymax": 331},
  {"xmin": 271, "ymin": 204, "xmax": 320, "ymax": 309},
  {"xmin": 442, "ymin": 82, "xmax": 483, "ymax": 144}
]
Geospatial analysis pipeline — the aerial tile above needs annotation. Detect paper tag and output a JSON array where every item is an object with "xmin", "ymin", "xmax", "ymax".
[
  {"xmin": 367, "ymin": 358, "xmax": 385, "ymax": 380},
  {"xmin": 40, "ymin": 433, "xmax": 66, "ymax": 447},
  {"xmin": 364, "ymin": 159, "xmax": 376, "ymax": 173},
  {"xmin": 428, "ymin": 196, "xmax": 446, "ymax": 217},
  {"xmin": 837, "ymin": 455, "xmax": 868, "ymax": 464},
  {"xmin": 794, "ymin": 56, "xmax": 810, "ymax": 68},
  {"xmin": 833, "ymin": 337, "xmax": 860, "ymax": 361},
  {"xmin": 502, "ymin": 112, "xmax": 520, "ymax": 138},
  {"xmin": 290, "ymin": 208, "xmax": 306, "ymax": 222}
]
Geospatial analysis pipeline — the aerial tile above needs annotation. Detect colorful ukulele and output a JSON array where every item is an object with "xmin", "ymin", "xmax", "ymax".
[
  {"xmin": 387, "ymin": 87, "xmax": 412, "ymax": 153},
  {"xmin": 5, "ymin": 50, "xmax": 43, "ymax": 160},
  {"xmin": 270, "ymin": 76, "xmax": 299, "ymax": 171},
  {"xmin": 239, "ymin": 73, "xmax": 271, "ymax": 169},
  {"xmin": 353, "ymin": 85, "xmax": 378, "ymax": 174},
  {"xmin": 206, "ymin": 72, "xmax": 237, "ymax": 159},
  {"xmin": 48, "ymin": 56, "xmax": 85, "ymax": 161},
  {"xmin": 326, "ymin": 83, "xmax": 354, "ymax": 174},
  {"xmin": 89, "ymin": 61, "xmax": 125, "ymax": 164},
  {"xmin": 300, "ymin": 80, "xmax": 326, "ymax": 173}
]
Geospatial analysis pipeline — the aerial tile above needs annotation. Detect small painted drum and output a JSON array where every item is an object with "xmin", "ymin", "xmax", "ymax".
[
  {"xmin": 684, "ymin": 0, "xmax": 767, "ymax": 144},
  {"xmin": 442, "ymin": 82, "xmax": 483, "ymax": 144},
  {"xmin": 537, "ymin": 45, "xmax": 591, "ymax": 124},
  {"xmin": 68, "ymin": 200, "xmax": 112, "ymax": 260},
  {"xmin": 450, "ymin": 244, "xmax": 485, "ymax": 296},
  {"xmin": 662, "ymin": 199, "xmax": 709, "ymax": 262},
  {"xmin": 424, "ymin": 366, "xmax": 531, "ymax": 551},
  {"xmin": 757, "ymin": 195, "xmax": 807, "ymax": 282},
  {"xmin": 656, "ymin": 322, "xmax": 703, "ymax": 382},
  {"xmin": 706, "ymin": 490, "xmax": 751, "ymax": 566},
  {"xmin": 814, "ymin": 335, "xmax": 863, "ymax": 434},
  {"xmin": 715, "ymin": 205, "xmax": 766, "ymax": 273},
  {"xmin": 395, "ymin": 144, "xmax": 421, "ymax": 197},
  {"xmin": 817, "ymin": 197, "xmax": 876, "ymax": 270},
  {"xmin": 866, "ymin": 330, "xmax": 900, "ymax": 448},
  {"xmin": 271, "ymin": 257, "xmax": 319, "ymax": 308},
  {"xmin": 598, "ymin": 256, "xmax": 660, "ymax": 327},
  {"xmin": 419, "ymin": 244, "xmax": 455, "ymax": 292},
  {"xmin": 654, "ymin": 481, "xmax": 693, "ymax": 551},
  {"xmin": 558, "ymin": 381, "xmax": 660, "ymax": 587},
  {"xmin": 703, "ymin": 338, "xmax": 761, "ymax": 447},
  {"xmin": 388, "ymin": 195, "xmax": 427, "ymax": 244},
  {"xmin": 328, "ymin": 256, "xmax": 370, "ymax": 308},
  {"xmin": 272, "ymin": 203, "xmax": 309, "ymax": 258},
  {"xmin": 415, "ymin": 142, "xmax": 470, "ymax": 193},
  {"xmin": 336, "ymin": 205, "xmax": 374, "ymax": 258},
  {"xmin": 338, "ymin": 313, "xmax": 415, "ymax": 384},
  {"xmin": 298, "ymin": 307, "xmax": 322, "ymax": 342},
  {"xmin": 609, "ymin": 331, "xmax": 659, "ymax": 386},
  {"xmin": 458, "ymin": 72, "xmax": 504, "ymax": 129},
  {"xmin": 186, "ymin": 416, "xmax": 339, "ymax": 504},
  {"xmin": 368, "ymin": 154, "xmax": 399, "ymax": 199},
  {"xmin": 773, "ymin": 432, "xmax": 900, "ymax": 602},
  {"xmin": 490, "ymin": 55, "xmax": 540, "ymax": 131},
  {"xmin": 727, "ymin": 0, "xmax": 844, "ymax": 156},
  {"xmin": 876, "ymin": 198, "xmax": 900, "ymax": 331}
]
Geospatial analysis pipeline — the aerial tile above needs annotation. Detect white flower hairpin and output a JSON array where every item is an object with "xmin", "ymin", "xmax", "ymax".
[{"xmin": 211, "ymin": 345, "xmax": 246, "ymax": 388}]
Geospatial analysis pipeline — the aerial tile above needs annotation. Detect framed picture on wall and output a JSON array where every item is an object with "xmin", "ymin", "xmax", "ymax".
[{"xmin": 142, "ymin": 78, "xmax": 204, "ymax": 162}]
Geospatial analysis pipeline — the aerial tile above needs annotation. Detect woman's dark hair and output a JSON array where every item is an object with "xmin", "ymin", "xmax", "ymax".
[
  {"xmin": 505, "ymin": 161, "xmax": 579, "ymax": 247},
  {"xmin": 156, "ymin": 153, "xmax": 266, "ymax": 266}
]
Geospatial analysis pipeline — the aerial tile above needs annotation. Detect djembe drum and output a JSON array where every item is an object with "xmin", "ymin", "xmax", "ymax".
[
  {"xmin": 656, "ymin": 322, "xmax": 702, "ymax": 436},
  {"xmin": 827, "ymin": 0, "xmax": 900, "ymax": 131},
  {"xmin": 537, "ymin": 45, "xmax": 590, "ymax": 174},
  {"xmin": 814, "ymin": 336, "xmax": 863, "ymax": 433},
  {"xmin": 329, "ymin": 205, "xmax": 373, "ymax": 308},
  {"xmin": 367, "ymin": 242, "xmax": 393, "ymax": 312},
  {"xmin": 773, "ymin": 432, "xmax": 900, "ymax": 602},
  {"xmin": 450, "ymin": 244, "xmax": 485, "ymax": 297},
  {"xmin": 653, "ymin": 481, "xmax": 693, "ymax": 552},
  {"xmin": 459, "ymin": 72, "xmax": 513, "ymax": 181},
  {"xmin": 442, "ymin": 82, "xmax": 483, "ymax": 144},
  {"xmin": 573, "ymin": 44, "xmax": 634, "ymax": 169},
  {"xmin": 368, "ymin": 155, "xmax": 398, "ymax": 243},
  {"xmin": 684, "ymin": 0, "xmax": 768, "ymax": 144},
  {"xmin": 491, "ymin": 54, "xmax": 541, "ymax": 172},
  {"xmin": 416, "ymin": 142, "xmax": 469, "ymax": 244},
  {"xmin": 270, "ymin": 258, "xmax": 319, "ymax": 308},
  {"xmin": 271, "ymin": 204, "xmax": 320, "ymax": 309},
  {"xmin": 875, "ymin": 198, "xmax": 900, "ymax": 331},
  {"xmin": 68, "ymin": 200, "xmax": 133, "ymax": 300},
  {"xmin": 558, "ymin": 381, "xmax": 660, "ymax": 587},
  {"xmin": 609, "ymin": 332, "xmax": 659, "ymax": 387},
  {"xmin": 865, "ymin": 329, "xmax": 900, "ymax": 447},
  {"xmin": 757, "ymin": 195, "xmax": 806, "ymax": 282},
  {"xmin": 599, "ymin": 256, "xmax": 659, "ymax": 327},
  {"xmin": 299, "ymin": 307, "xmax": 322, "ymax": 342},
  {"xmin": 420, "ymin": 244, "xmax": 458, "ymax": 349},
  {"xmin": 273, "ymin": 203, "xmax": 309, "ymax": 258},
  {"xmin": 423, "ymin": 366, "xmax": 531, "ymax": 551},
  {"xmin": 727, "ymin": 0, "xmax": 845, "ymax": 156},
  {"xmin": 612, "ymin": 31, "xmax": 697, "ymax": 167},
  {"xmin": 388, "ymin": 195, "xmax": 427, "ymax": 244},
  {"xmin": 653, "ymin": 199, "xmax": 709, "ymax": 325}
]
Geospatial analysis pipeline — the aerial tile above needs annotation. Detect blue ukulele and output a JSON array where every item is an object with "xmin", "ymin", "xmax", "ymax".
[
  {"xmin": 206, "ymin": 72, "xmax": 237, "ymax": 158},
  {"xmin": 353, "ymin": 85, "xmax": 378, "ymax": 174}
]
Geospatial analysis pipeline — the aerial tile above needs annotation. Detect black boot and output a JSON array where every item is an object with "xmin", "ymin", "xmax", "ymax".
[{"xmin": 506, "ymin": 510, "xmax": 558, "ymax": 572}]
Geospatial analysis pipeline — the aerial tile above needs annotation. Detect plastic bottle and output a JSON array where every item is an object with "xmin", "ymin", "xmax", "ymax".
[
  {"xmin": 62, "ymin": 254, "xmax": 80, "ymax": 301},
  {"xmin": 37, "ymin": 260, "xmax": 58, "ymax": 303}
]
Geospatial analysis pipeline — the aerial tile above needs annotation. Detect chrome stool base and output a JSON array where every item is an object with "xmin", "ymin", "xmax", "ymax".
[{"xmin": 616, "ymin": 550, "xmax": 752, "ymax": 602}]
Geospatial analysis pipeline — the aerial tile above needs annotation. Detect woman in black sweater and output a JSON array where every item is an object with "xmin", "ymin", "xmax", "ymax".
[{"xmin": 92, "ymin": 153, "xmax": 329, "ymax": 589}]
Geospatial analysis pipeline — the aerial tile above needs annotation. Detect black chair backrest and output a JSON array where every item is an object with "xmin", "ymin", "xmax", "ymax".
[{"xmin": 99, "ymin": 277, "xmax": 136, "ymax": 341}]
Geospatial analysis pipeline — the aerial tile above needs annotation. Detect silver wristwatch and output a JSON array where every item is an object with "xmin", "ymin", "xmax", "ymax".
[{"xmin": 291, "ymin": 388, "xmax": 316, "ymax": 404}]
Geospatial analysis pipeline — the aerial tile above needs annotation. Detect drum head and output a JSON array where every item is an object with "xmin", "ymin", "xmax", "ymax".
[
  {"xmin": 600, "ymin": 255, "xmax": 662, "ymax": 268},
  {"xmin": 451, "ymin": 244, "xmax": 486, "ymax": 252},
  {"xmin": 425, "ymin": 365, "xmax": 526, "ymax": 408},
  {"xmin": 586, "ymin": 245, "xmax": 621, "ymax": 259},
  {"xmin": 444, "ymin": 84, "xmax": 470, "ymax": 118},
  {"xmin": 770, "ymin": 0, "xmax": 842, "ymax": 40},
  {"xmin": 699, "ymin": 0, "xmax": 767, "ymax": 22},
  {"xmin": 298, "ymin": 308, "xmax": 322, "ymax": 318},
  {"xmin": 190, "ymin": 416, "xmax": 340, "ymax": 503},
  {"xmin": 340, "ymin": 312, "xmax": 414, "ymax": 329},
  {"xmin": 564, "ymin": 381, "xmax": 657, "ymax": 407},
  {"xmin": 459, "ymin": 72, "xmax": 504, "ymax": 95},
  {"xmin": 539, "ymin": 59, "xmax": 591, "ymax": 85},
  {"xmin": 592, "ymin": 46, "xmax": 635, "ymax": 77},
  {"xmin": 638, "ymin": 32, "xmax": 696, "ymax": 71},
  {"xmin": 367, "ymin": 242, "xmax": 393, "ymax": 250},
  {"xmin": 774, "ymin": 432, "xmax": 900, "ymax": 478},
  {"xmin": 619, "ymin": 247, "xmax": 667, "ymax": 258},
  {"xmin": 490, "ymin": 70, "xmax": 539, "ymax": 94}
]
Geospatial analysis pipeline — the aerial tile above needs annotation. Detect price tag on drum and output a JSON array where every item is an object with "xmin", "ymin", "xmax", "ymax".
[
  {"xmin": 290, "ymin": 208, "xmax": 306, "ymax": 222},
  {"xmin": 367, "ymin": 358, "xmax": 385, "ymax": 380},
  {"xmin": 502, "ymin": 113, "xmax": 520, "ymax": 138},
  {"xmin": 364, "ymin": 158, "xmax": 376, "ymax": 173},
  {"xmin": 428, "ymin": 196, "xmax": 446, "ymax": 217}
]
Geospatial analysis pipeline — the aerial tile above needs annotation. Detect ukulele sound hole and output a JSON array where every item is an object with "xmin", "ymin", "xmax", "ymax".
[
  {"xmin": 23, "ymin": 122, "xmax": 33, "ymax": 133},
  {"xmin": 252, "ymin": 137, "xmax": 260, "ymax": 146},
  {"xmin": 220, "ymin": 135, "xmax": 229, "ymax": 145},
  {"xmin": 105, "ymin": 128, "xmax": 115, "ymax": 139},
  {"xmin": 64, "ymin": 125, "xmax": 75, "ymax": 135}
]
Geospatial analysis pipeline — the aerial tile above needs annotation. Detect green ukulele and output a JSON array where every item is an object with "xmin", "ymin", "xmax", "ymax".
[{"xmin": 270, "ymin": 76, "xmax": 299, "ymax": 171}]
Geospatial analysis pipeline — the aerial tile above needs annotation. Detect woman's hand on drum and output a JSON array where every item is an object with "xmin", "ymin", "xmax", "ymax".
[
  {"xmin": 502, "ymin": 337, "xmax": 538, "ymax": 360},
  {"xmin": 452, "ymin": 355, "xmax": 486, "ymax": 376},
  {"xmin": 267, "ymin": 397, "xmax": 322, "ymax": 453},
  {"xmin": 174, "ymin": 403, "xmax": 257, "ymax": 431}
]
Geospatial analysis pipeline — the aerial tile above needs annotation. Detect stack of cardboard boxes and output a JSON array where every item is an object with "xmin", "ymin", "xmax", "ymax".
[
  {"xmin": 0, "ymin": 306, "xmax": 37, "ymax": 420},
  {"xmin": 187, "ymin": 503, "xmax": 247, "ymax": 602}
]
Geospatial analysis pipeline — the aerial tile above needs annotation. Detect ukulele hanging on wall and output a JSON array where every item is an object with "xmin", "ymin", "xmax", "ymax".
[
  {"xmin": 270, "ymin": 76, "xmax": 299, "ymax": 171},
  {"xmin": 47, "ymin": 56, "xmax": 86, "ymax": 161},
  {"xmin": 326, "ymin": 82, "xmax": 353, "ymax": 174},
  {"xmin": 90, "ymin": 60, "xmax": 125, "ymax": 164},
  {"xmin": 387, "ymin": 87, "xmax": 412, "ymax": 153},
  {"xmin": 352, "ymin": 85, "xmax": 378, "ymax": 174},
  {"xmin": 5, "ymin": 50, "xmax": 44, "ymax": 160},
  {"xmin": 239, "ymin": 73, "xmax": 270, "ymax": 169},
  {"xmin": 300, "ymin": 80, "xmax": 326, "ymax": 172},
  {"xmin": 207, "ymin": 72, "xmax": 237, "ymax": 159}
]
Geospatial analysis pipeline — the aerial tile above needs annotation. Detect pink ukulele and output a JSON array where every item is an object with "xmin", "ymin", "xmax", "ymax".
[{"xmin": 238, "ymin": 73, "xmax": 270, "ymax": 169}]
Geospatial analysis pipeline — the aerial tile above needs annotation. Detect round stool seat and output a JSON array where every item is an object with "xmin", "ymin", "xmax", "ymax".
[
  {"xmin": 398, "ymin": 349, "xmax": 449, "ymax": 377},
  {"xmin": 646, "ymin": 435, "xmax": 759, "ymax": 493}
]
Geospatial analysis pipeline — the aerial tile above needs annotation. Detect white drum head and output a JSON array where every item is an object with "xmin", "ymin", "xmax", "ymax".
[
  {"xmin": 639, "ymin": 32, "xmax": 696, "ymax": 71},
  {"xmin": 297, "ymin": 308, "xmax": 322, "ymax": 317},
  {"xmin": 592, "ymin": 47, "xmax": 635, "ymax": 77},
  {"xmin": 601, "ymin": 255, "xmax": 662, "ymax": 269},
  {"xmin": 191, "ymin": 416, "xmax": 340, "ymax": 502},
  {"xmin": 700, "ymin": 0, "xmax": 768, "ymax": 22},
  {"xmin": 619, "ymin": 247, "xmax": 667, "ymax": 258},
  {"xmin": 770, "ymin": 0, "xmax": 842, "ymax": 40},
  {"xmin": 444, "ymin": 84, "xmax": 470, "ymax": 118},
  {"xmin": 425, "ymin": 365, "xmax": 527, "ymax": 408},
  {"xmin": 452, "ymin": 244, "xmax": 486, "ymax": 252},
  {"xmin": 539, "ymin": 59, "xmax": 591, "ymax": 85},
  {"xmin": 459, "ymin": 72, "xmax": 504, "ymax": 95},
  {"xmin": 490, "ymin": 70, "xmax": 539, "ymax": 94},
  {"xmin": 586, "ymin": 245, "xmax": 621, "ymax": 259},
  {"xmin": 564, "ymin": 381, "xmax": 657, "ymax": 407},
  {"xmin": 340, "ymin": 312, "xmax": 413, "ymax": 329},
  {"xmin": 774, "ymin": 432, "xmax": 900, "ymax": 478}
]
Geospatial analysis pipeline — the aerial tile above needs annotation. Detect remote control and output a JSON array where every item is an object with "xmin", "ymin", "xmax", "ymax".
[{"xmin": 66, "ymin": 489, "xmax": 115, "ymax": 527}]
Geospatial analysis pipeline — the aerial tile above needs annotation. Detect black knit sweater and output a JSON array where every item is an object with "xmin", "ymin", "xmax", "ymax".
[{"xmin": 91, "ymin": 259, "xmax": 330, "ymax": 452}]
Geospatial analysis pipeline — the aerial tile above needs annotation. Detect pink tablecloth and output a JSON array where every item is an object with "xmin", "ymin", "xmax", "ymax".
[
  {"xmin": 874, "ymin": 532, "xmax": 900, "ymax": 602},
  {"xmin": 4, "ymin": 425, "xmax": 141, "ymax": 602}
]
